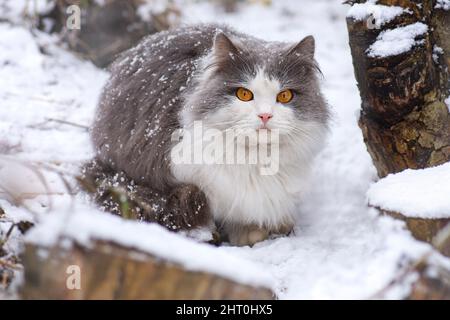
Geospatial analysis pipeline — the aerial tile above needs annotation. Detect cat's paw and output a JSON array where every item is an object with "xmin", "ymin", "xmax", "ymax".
[
  {"xmin": 227, "ymin": 225, "xmax": 270, "ymax": 247},
  {"xmin": 224, "ymin": 223, "xmax": 294, "ymax": 246},
  {"xmin": 161, "ymin": 184, "xmax": 212, "ymax": 231}
]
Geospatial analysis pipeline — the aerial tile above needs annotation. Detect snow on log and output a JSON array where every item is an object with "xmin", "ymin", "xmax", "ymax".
[
  {"xmin": 21, "ymin": 209, "xmax": 274, "ymax": 299},
  {"xmin": 367, "ymin": 162, "xmax": 450, "ymax": 219},
  {"xmin": 346, "ymin": 0, "xmax": 405, "ymax": 29},
  {"xmin": 367, "ymin": 162, "xmax": 450, "ymax": 256}
]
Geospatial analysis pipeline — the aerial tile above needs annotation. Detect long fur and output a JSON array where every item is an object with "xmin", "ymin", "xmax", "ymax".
[{"xmin": 91, "ymin": 24, "xmax": 330, "ymax": 243}]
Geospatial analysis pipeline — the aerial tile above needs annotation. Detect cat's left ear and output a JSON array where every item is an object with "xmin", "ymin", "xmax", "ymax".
[{"xmin": 287, "ymin": 35, "xmax": 315, "ymax": 60}]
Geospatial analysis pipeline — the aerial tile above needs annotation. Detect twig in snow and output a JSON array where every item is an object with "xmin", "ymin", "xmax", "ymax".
[
  {"xmin": 46, "ymin": 118, "xmax": 89, "ymax": 131},
  {"xmin": 2, "ymin": 91, "xmax": 75, "ymax": 105}
]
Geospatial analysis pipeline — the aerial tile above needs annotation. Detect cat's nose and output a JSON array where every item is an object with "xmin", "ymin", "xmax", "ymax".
[{"xmin": 258, "ymin": 113, "xmax": 273, "ymax": 125}]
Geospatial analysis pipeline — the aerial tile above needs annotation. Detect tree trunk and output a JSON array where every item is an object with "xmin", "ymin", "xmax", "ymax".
[
  {"xmin": 347, "ymin": 0, "xmax": 449, "ymax": 178},
  {"xmin": 347, "ymin": 1, "xmax": 450, "ymax": 246},
  {"xmin": 346, "ymin": 0, "xmax": 450, "ymax": 298},
  {"xmin": 21, "ymin": 240, "xmax": 273, "ymax": 300},
  {"xmin": 39, "ymin": 0, "xmax": 181, "ymax": 68}
]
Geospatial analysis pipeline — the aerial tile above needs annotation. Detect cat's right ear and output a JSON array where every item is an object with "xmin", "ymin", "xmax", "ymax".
[
  {"xmin": 212, "ymin": 32, "xmax": 239, "ymax": 63},
  {"xmin": 287, "ymin": 35, "xmax": 315, "ymax": 61}
]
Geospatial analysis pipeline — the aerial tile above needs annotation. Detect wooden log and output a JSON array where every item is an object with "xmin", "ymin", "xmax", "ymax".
[
  {"xmin": 21, "ymin": 240, "xmax": 274, "ymax": 300},
  {"xmin": 407, "ymin": 261, "xmax": 450, "ymax": 300},
  {"xmin": 380, "ymin": 210, "xmax": 450, "ymax": 257}
]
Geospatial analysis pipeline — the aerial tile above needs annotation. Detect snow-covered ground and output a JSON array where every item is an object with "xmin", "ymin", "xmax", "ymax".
[{"xmin": 1, "ymin": 0, "xmax": 449, "ymax": 299}]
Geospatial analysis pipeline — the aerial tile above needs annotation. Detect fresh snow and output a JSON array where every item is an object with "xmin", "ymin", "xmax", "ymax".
[
  {"xmin": 1, "ymin": 0, "xmax": 448, "ymax": 299},
  {"xmin": 347, "ymin": 0, "xmax": 405, "ymax": 29},
  {"xmin": 367, "ymin": 162, "xmax": 450, "ymax": 219},
  {"xmin": 433, "ymin": 45, "xmax": 444, "ymax": 64},
  {"xmin": 367, "ymin": 22, "xmax": 428, "ymax": 58},
  {"xmin": 436, "ymin": 0, "xmax": 450, "ymax": 10}
]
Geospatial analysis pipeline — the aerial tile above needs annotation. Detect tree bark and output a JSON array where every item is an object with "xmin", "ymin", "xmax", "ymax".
[
  {"xmin": 21, "ymin": 240, "xmax": 273, "ymax": 300},
  {"xmin": 347, "ymin": 0, "xmax": 450, "ymax": 298},
  {"xmin": 347, "ymin": 1, "xmax": 450, "ymax": 247},
  {"xmin": 347, "ymin": 0, "xmax": 450, "ymax": 178}
]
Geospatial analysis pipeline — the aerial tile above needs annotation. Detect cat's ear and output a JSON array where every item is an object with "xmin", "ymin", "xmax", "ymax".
[
  {"xmin": 287, "ymin": 35, "xmax": 315, "ymax": 60},
  {"xmin": 213, "ymin": 32, "xmax": 239, "ymax": 61}
]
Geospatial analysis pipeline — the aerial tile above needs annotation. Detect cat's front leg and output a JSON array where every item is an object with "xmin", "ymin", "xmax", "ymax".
[
  {"xmin": 223, "ymin": 223, "xmax": 294, "ymax": 246},
  {"xmin": 223, "ymin": 224, "xmax": 268, "ymax": 246}
]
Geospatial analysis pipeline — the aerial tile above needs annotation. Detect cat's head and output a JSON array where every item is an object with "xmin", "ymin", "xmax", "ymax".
[{"xmin": 181, "ymin": 31, "xmax": 330, "ymax": 145}]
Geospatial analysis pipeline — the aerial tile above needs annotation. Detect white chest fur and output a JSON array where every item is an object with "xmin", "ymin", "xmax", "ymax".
[{"xmin": 170, "ymin": 130, "xmax": 320, "ymax": 229}]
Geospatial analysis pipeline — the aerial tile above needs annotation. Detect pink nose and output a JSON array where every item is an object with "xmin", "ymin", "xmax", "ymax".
[{"xmin": 258, "ymin": 113, "xmax": 273, "ymax": 125}]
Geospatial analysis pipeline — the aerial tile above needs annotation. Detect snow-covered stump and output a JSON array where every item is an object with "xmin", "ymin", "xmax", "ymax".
[
  {"xmin": 20, "ymin": 210, "xmax": 274, "ymax": 300},
  {"xmin": 367, "ymin": 163, "xmax": 450, "ymax": 257},
  {"xmin": 347, "ymin": 1, "xmax": 450, "ymax": 298},
  {"xmin": 22, "ymin": 242, "xmax": 273, "ymax": 299},
  {"xmin": 346, "ymin": 1, "xmax": 450, "ymax": 246}
]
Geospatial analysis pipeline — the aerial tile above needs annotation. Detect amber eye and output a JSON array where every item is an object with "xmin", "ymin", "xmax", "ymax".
[
  {"xmin": 277, "ymin": 89, "xmax": 294, "ymax": 103},
  {"xmin": 236, "ymin": 87, "xmax": 253, "ymax": 102}
]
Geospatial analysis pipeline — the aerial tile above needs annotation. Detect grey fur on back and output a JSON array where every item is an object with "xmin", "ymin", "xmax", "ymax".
[
  {"xmin": 92, "ymin": 23, "xmax": 328, "ymax": 192},
  {"xmin": 93, "ymin": 24, "xmax": 236, "ymax": 192}
]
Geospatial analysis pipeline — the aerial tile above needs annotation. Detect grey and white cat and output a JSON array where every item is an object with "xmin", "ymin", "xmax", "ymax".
[{"xmin": 91, "ymin": 24, "xmax": 330, "ymax": 246}]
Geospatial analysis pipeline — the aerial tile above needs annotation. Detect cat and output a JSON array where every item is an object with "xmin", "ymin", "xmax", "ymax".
[{"xmin": 90, "ymin": 24, "xmax": 330, "ymax": 246}]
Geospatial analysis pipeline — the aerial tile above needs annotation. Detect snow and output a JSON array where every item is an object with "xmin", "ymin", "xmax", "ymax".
[
  {"xmin": 436, "ymin": 0, "xmax": 450, "ymax": 10},
  {"xmin": 138, "ymin": 0, "xmax": 170, "ymax": 19},
  {"xmin": 367, "ymin": 22, "xmax": 428, "ymax": 58},
  {"xmin": 0, "ymin": 24, "xmax": 108, "ymax": 164},
  {"xmin": 367, "ymin": 162, "xmax": 450, "ymax": 219},
  {"xmin": 446, "ymin": 96, "xmax": 450, "ymax": 113},
  {"xmin": 433, "ymin": 46, "xmax": 444, "ymax": 64},
  {"xmin": 347, "ymin": 0, "xmax": 405, "ymax": 29},
  {"xmin": 0, "ymin": 0, "xmax": 54, "ymax": 24},
  {"xmin": 1, "ymin": 0, "xmax": 449, "ymax": 299}
]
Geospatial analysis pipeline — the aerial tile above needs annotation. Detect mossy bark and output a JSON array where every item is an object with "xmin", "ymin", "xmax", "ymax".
[{"xmin": 21, "ymin": 240, "xmax": 274, "ymax": 299}]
